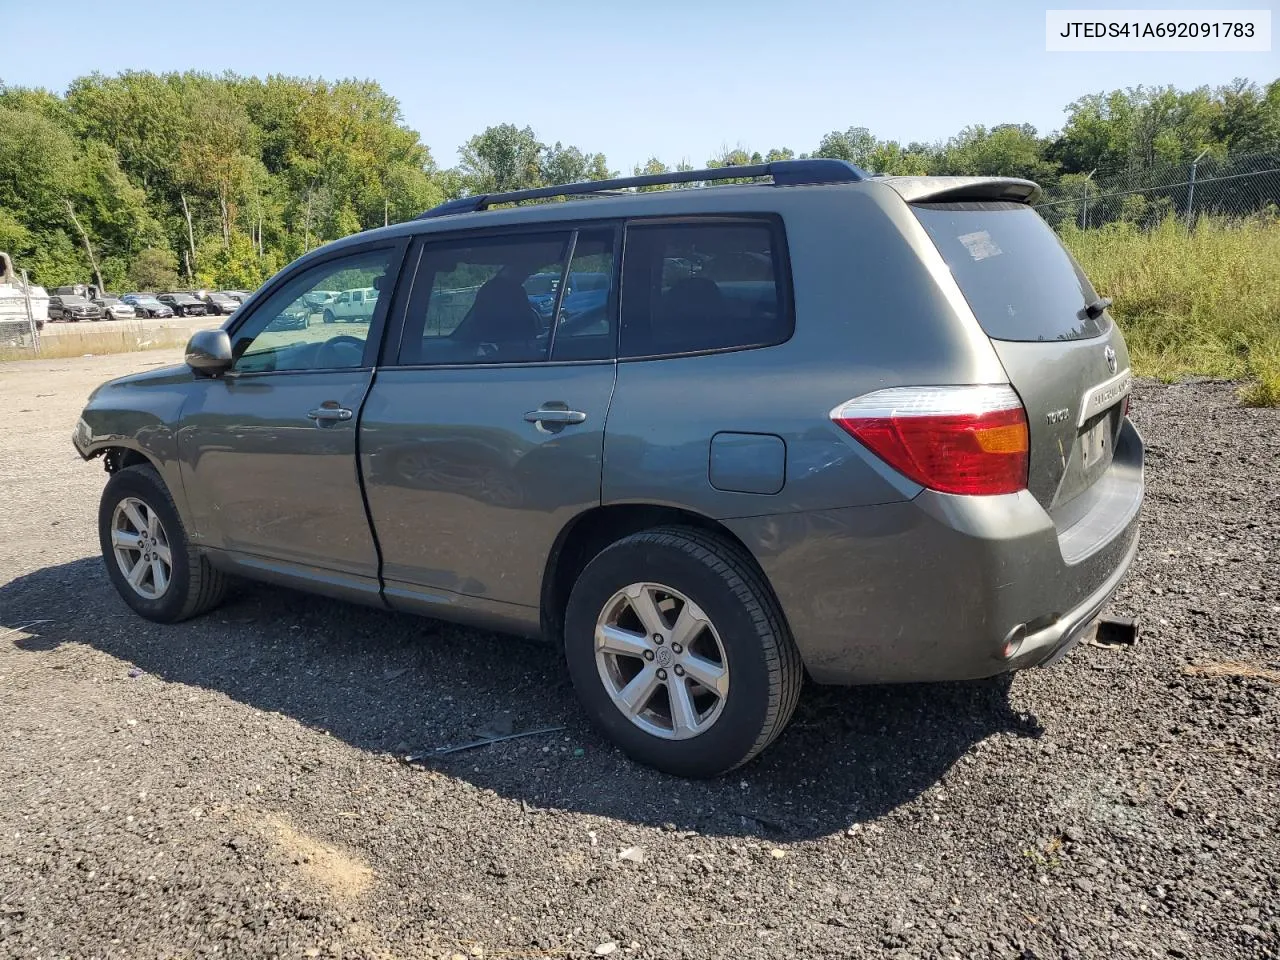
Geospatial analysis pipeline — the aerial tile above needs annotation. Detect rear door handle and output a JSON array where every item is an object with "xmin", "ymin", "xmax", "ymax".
[
  {"xmin": 307, "ymin": 405, "xmax": 353, "ymax": 422},
  {"xmin": 524, "ymin": 407, "xmax": 587, "ymax": 425}
]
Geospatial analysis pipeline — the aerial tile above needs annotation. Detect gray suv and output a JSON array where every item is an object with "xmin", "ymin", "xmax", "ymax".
[{"xmin": 74, "ymin": 160, "xmax": 1143, "ymax": 777}]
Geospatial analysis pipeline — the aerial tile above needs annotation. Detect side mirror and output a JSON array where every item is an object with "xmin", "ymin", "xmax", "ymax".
[{"xmin": 186, "ymin": 329, "xmax": 233, "ymax": 377}]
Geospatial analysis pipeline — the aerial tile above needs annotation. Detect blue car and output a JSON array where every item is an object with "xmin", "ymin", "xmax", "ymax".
[{"xmin": 524, "ymin": 271, "xmax": 611, "ymax": 324}]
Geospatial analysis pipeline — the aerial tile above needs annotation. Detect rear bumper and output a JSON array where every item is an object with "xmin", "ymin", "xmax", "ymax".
[
  {"xmin": 725, "ymin": 419, "xmax": 1144, "ymax": 685},
  {"xmin": 1004, "ymin": 523, "xmax": 1139, "ymax": 670}
]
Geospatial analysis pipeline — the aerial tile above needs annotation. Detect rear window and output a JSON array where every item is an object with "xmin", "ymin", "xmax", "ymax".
[{"xmin": 913, "ymin": 202, "xmax": 1108, "ymax": 342}]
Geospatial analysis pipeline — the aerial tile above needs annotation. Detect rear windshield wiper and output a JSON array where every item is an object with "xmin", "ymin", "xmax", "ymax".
[{"xmin": 1084, "ymin": 296, "xmax": 1112, "ymax": 320}]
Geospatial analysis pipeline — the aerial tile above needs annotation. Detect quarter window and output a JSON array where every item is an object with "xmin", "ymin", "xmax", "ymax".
[{"xmin": 619, "ymin": 220, "xmax": 791, "ymax": 359}]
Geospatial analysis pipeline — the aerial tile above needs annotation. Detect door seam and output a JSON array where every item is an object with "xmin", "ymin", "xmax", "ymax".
[{"xmin": 352, "ymin": 366, "xmax": 390, "ymax": 608}]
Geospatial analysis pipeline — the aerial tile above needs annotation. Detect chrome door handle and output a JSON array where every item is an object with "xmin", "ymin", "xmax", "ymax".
[
  {"xmin": 307, "ymin": 405, "xmax": 353, "ymax": 422},
  {"xmin": 524, "ymin": 407, "xmax": 587, "ymax": 425}
]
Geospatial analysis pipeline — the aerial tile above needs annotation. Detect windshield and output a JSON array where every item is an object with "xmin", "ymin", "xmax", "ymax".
[{"xmin": 913, "ymin": 201, "xmax": 1109, "ymax": 342}]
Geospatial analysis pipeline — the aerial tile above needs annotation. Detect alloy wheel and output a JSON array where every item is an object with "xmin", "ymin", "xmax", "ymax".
[
  {"xmin": 110, "ymin": 497, "xmax": 172, "ymax": 600},
  {"xmin": 594, "ymin": 582, "xmax": 730, "ymax": 740}
]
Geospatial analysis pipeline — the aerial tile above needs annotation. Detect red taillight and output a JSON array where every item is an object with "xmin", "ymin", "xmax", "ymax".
[{"xmin": 831, "ymin": 385, "xmax": 1029, "ymax": 496}]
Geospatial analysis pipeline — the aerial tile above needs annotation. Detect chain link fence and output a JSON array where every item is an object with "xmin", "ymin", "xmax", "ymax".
[
  {"xmin": 0, "ymin": 267, "xmax": 42, "ymax": 352},
  {"xmin": 1037, "ymin": 151, "xmax": 1280, "ymax": 230}
]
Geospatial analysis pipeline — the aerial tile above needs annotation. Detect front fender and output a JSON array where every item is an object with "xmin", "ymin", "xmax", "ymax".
[{"xmin": 74, "ymin": 366, "xmax": 197, "ymax": 535}]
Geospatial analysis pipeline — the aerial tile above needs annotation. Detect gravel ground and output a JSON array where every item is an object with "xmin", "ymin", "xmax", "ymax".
[{"xmin": 1, "ymin": 351, "xmax": 1277, "ymax": 960}]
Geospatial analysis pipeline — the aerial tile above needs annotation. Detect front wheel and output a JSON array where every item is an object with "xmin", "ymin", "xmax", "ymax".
[
  {"xmin": 98, "ymin": 464, "xmax": 228, "ymax": 623},
  {"xmin": 323, "ymin": 309, "xmax": 336, "ymax": 324},
  {"xmin": 564, "ymin": 526, "xmax": 802, "ymax": 778}
]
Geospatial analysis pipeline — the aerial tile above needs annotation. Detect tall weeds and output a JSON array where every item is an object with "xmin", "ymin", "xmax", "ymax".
[{"xmin": 1062, "ymin": 212, "xmax": 1280, "ymax": 406}]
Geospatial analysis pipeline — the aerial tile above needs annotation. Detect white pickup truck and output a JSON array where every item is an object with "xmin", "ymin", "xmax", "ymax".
[{"xmin": 322, "ymin": 287, "xmax": 379, "ymax": 324}]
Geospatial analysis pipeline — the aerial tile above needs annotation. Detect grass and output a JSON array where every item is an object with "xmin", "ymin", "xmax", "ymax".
[
  {"xmin": 1062, "ymin": 212, "xmax": 1280, "ymax": 406},
  {"xmin": 1182, "ymin": 660, "xmax": 1280, "ymax": 682},
  {"xmin": 0, "ymin": 321, "xmax": 213, "ymax": 362}
]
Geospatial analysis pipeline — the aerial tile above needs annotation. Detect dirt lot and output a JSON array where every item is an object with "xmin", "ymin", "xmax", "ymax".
[{"xmin": 1, "ymin": 351, "xmax": 1277, "ymax": 959}]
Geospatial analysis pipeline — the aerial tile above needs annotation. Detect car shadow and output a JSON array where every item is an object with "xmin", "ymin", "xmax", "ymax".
[{"xmin": 3, "ymin": 557, "xmax": 1043, "ymax": 841}]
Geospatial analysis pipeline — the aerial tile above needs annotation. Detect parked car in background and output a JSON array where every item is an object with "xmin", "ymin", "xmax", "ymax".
[
  {"xmin": 120, "ymin": 294, "xmax": 176, "ymax": 318},
  {"xmin": 48, "ymin": 295, "xmax": 104, "ymax": 322},
  {"xmin": 273, "ymin": 301, "xmax": 310, "ymax": 330},
  {"xmin": 222, "ymin": 290, "xmax": 252, "ymax": 304},
  {"xmin": 52, "ymin": 284, "xmax": 103, "ymax": 301},
  {"xmin": 322, "ymin": 287, "xmax": 378, "ymax": 323},
  {"xmin": 93, "ymin": 297, "xmax": 138, "ymax": 321},
  {"xmin": 201, "ymin": 291, "xmax": 240, "ymax": 316},
  {"xmin": 156, "ymin": 293, "xmax": 208, "ymax": 317},
  {"xmin": 303, "ymin": 289, "xmax": 338, "ymax": 311}
]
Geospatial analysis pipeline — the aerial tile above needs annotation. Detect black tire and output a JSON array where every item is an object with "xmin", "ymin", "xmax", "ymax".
[
  {"xmin": 323, "ymin": 309, "xmax": 336, "ymax": 324},
  {"xmin": 564, "ymin": 525, "xmax": 803, "ymax": 778},
  {"xmin": 98, "ymin": 463, "xmax": 228, "ymax": 623}
]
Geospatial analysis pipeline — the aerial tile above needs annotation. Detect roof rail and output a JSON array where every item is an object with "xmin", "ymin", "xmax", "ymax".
[{"xmin": 417, "ymin": 158, "xmax": 869, "ymax": 220}]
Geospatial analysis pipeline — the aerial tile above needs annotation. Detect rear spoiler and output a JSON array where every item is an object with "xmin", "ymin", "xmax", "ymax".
[{"xmin": 877, "ymin": 176, "xmax": 1042, "ymax": 205}]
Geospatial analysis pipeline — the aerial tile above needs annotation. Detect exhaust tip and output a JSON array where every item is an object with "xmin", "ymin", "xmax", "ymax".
[
  {"xmin": 1000, "ymin": 623, "xmax": 1028, "ymax": 660},
  {"xmin": 1096, "ymin": 616, "xmax": 1139, "ymax": 646}
]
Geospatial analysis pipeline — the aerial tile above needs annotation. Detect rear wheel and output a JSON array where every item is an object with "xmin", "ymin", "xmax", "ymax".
[
  {"xmin": 98, "ymin": 464, "xmax": 228, "ymax": 623},
  {"xmin": 564, "ymin": 526, "xmax": 802, "ymax": 777}
]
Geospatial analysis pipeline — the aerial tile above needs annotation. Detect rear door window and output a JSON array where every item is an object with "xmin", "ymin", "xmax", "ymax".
[
  {"xmin": 400, "ymin": 227, "xmax": 619, "ymax": 366},
  {"xmin": 619, "ymin": 219, "xmax": 792, "ymax": 359},
  {"xmin": 403, "ymin": 232, "xmax": 571, "ymax": 365},
  {"xmin": 913, "ymin": 202, "xmax": 1108, "ymax": 342},
  {"xmin": 548, "ymin": 229, "xmax": 617, "ymax": 362}
]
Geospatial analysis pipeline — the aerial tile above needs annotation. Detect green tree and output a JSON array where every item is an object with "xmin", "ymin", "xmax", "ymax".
[
  {"xmin": 195, "ymin": 233, "xmax": 280, "ymax": 289},
  {"xmin": 457, "ymin": 124, "xmax": 545, "ymax": 194},
  {"xmin": 632, "ymin": 157, "xmax": 670, "ymax": 192},
  {"xmin": 128, "ymin": 247, "xmax": 180, "ymax": 291},
  {"xmin": 0, "ymin": 83, "xmax": 69, "ymax": 123},
  {"xmin": 814, "ymin": 126, "xmax": 878, "ymax": 166},
  {"xmin": 935, "ymin": 124, "xmax": 1057, "ymax": 182},
  {"xmin": 177, "ymin": 79, "xmax": 255, "ymax": 248},
  {"xmin": 542, "ymin": 142, "xmax": 612, "ymax": 185},
  {"xmin": 1211, "ymin": 78, "xmax": 1280, "ymax": 154}
]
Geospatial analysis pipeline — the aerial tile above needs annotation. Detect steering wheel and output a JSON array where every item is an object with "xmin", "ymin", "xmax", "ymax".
[
  {"xmin": 316, "ymin": 335, "xmax": 365, "ymax": 368},
  {"xmin": 556, "ymin": 305, "xmax": 608, "ymax": 338}
]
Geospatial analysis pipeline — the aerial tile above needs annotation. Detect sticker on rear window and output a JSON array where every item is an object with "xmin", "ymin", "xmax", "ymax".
[{"xmin": 958, "ymin": 230, "xmax": 1002, "ymax": 261}]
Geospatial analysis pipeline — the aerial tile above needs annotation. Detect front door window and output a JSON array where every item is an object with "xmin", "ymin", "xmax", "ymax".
[{"xmin": 231, "ymin": 249, "xmax": 396, "ymax": 373}]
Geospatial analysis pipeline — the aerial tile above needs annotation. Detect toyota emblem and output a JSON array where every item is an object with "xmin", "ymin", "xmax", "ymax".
[{"xmin": 1104, "ymin": 345, "xmax": 1117, "ymax": 374}]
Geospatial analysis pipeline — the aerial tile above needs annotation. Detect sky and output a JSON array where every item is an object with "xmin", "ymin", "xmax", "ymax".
[{"xmin": 2, "ymin": 0, "xmax": 1275, "ymax": 171}]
